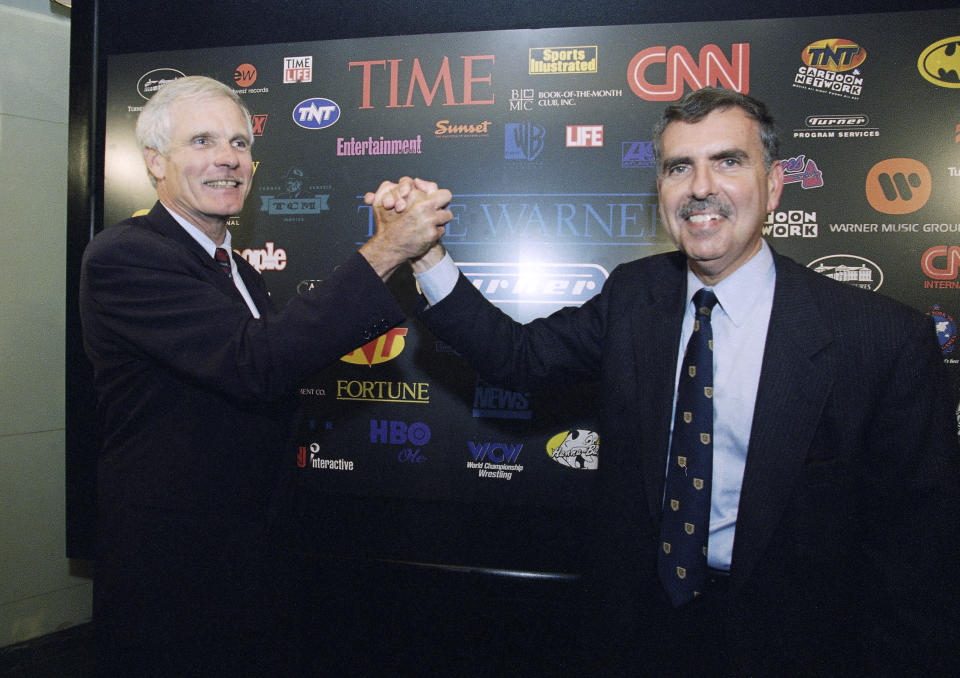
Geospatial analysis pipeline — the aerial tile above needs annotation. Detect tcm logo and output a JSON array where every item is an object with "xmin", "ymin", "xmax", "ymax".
[
  {"xmin": 808, "ymin": 254, "xmax": 883, "ymax": 292},
  {"xmin": 922, "ymin": 246, "xmax": 960, "ymax": 280},
  {"xmin": 505, "ymin": 122, "xmax": 545, "ymax": 160},
  {"xmin": 283, "ymin": 55, "xmax": 312, "ymax": 83},
  {"xmin": 137, "ymin": 68, "xmax": 185, "ymax": 99},
  {"xmin": 546, "ymin": 429, "xmax": 599, "ymax": 470},
  {"xmin": 348, "ymin": 55, "xmax": 495, "ymax": 109},
  {"xmin": 468, "ymin": 441, "xmax": 522, "ymax": 464},
  {"xmin": 460, "ymin": 262, "xmax": 608, "ymax": 306},
  {"xmin": 341, "ymin": 328, "xmax": 408, "ymax": 366},
  {"xmin": 234, "ymin": 63, "xmax": 257, "ymax": 87},
  {"xmin": 865, "ymin": 158, "xmax": 931, "ymax": 214},
  {"xmin": 292, "ymin": 98, "xmax": 341, "ymax": 130},
  {"xmin": 251, "ymin": 114, "xmax": 267, "ymax": 136},
  {"xmin": 917, "ymin": 37, "xmax": 960, "ymax": 88},
  {"xmin": 627, "ymin": 43, "xmax": 749, "ymax": 101},
  {"xmin": 566, "ymin": 125, "xmax": 603, "ymax": 147},
  {"xmin": 801, "ymin": 39, "xmax": 866, "ymax": 72},
  {"xmin": 239, "ymin": 242, "xmax": 286, "ymax": 272}
]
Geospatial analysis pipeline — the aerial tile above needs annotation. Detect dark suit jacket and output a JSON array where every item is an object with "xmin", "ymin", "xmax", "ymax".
[
  {"xmin": 419, "ymin": 247, "xmax": 959, "ymax": 676},
  {"xmin": 79, "ymin": 202, "xmax": 406, "ymax": 674}
]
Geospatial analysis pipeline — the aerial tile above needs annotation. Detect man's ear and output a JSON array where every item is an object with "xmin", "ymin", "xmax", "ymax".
[
  {"xmin": 765, "ymin": 159, "xmax": 784, "ymax": 213},
  {"xmin": 144, "ymin": 148, "xmax": 165, "ymax": 183}
]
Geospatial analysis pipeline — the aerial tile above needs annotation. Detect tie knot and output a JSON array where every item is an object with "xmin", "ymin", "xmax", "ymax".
[{"xmin": 692, "ymin": 288, "xmax": 718, "ymax": 318}]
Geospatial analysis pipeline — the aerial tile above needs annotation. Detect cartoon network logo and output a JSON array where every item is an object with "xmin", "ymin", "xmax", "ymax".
[
  {"xmin": 546, "ymin": 429, "xmax": 599, "ymax": 470},
  {"xmin": 341, "ymin": 328, "xmax": 408, "ymax": 366},
  {"xmin": 460, "ymin": 262, "xmax": 608, "ymax": 306},
  {"xmin": 627, "ymin": 43, "xmax": 749, "ymax": 101},
  {"xmin": 808, "ymin": 254, "xmax": 883, "ymax": 292},
  {"xmin": 292, "ymin": 98, "xmax": 340, "ymax": 130},
  {"xmin": 763, "ymin": 211, "xmax": 818, "ymax": 238}
]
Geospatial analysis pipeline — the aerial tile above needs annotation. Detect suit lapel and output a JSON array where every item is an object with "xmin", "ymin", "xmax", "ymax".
[{"xmin": 730, "ymin": 253, "xmax": 835, "ymax": 585}]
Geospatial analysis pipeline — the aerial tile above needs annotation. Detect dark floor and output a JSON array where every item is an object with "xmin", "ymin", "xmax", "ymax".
[{"xmin": 0, "ymin": 624, "xmax": 94, "ymax": 678}]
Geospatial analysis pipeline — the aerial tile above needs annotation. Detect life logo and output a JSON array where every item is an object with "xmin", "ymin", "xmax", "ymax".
[
  {"xmin": 292, "ymin": 98, "xmax": 341, "ymax": 130},
  {"xmin": 865, "ymin": 159, "xmax": 931, "ymax": 214},
  {"xmin": 627, "ymin": 43, "xmax": 749, "ymax": 101},
  {"xmin": 917, "ymin": 37, "xmax": 960, "ymax": 88},
  {"xmin": 341, "ymin": 328, "xmax": 408, "ymax": 366}
]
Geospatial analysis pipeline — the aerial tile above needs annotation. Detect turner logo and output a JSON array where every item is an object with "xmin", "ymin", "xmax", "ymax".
[
  {"xmin": 341, "ymin": 328, "xmax": 408, "ymax": 366},
  {"xmin": 801, "ymin": 39, "xmax": 866, "ymax": 72},
  {"xmin": 917, "ymin": 37, "xmax": 960, "ymax": 88},
  {"xmin": 546, "ymin": 429, "xmax": 599, "ymax": 470},
  {"xmin": 865, "ymin": 159, "xmax": 931, "ymax": 214},
  {"xmin": 627, "ymin": 43, "xmax": 749, "ymax": 101},
  {"xmin": 293, "ymin": 98, "xmax": 340, "ymax": 129},
  {"xmin": 460, "ymin": 262, "xmax": 608, "ymax": 306}
]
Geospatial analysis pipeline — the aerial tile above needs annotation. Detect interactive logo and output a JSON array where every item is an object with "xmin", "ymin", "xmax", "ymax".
[
  {"xmin": 529, "ymin": 46, "xmax": 598, "ymax": 74},
  {"xmin": 238, "ymin": 242, "xmax": 286, "ymax": 272},
  {"xmin": 234, "ymin": 63, "xmax": 257, "ymax": 87},
  {"xmin": 341, "ymin": 328, "xmax": 408, "ymax": 366},
  {"xmin": 292, "ymin": 98, "xmax": 341, "ymax": 130},
  {"xmin": 546, "ymin": 429, "xmax": 599, "ymax": 470},
  {"xmin": 460, "ymin": 262, "xmax": 608, "ymax": 306},
  {"xmin": 927, "ymin": 305, "xmax": 957, "ymax": 356},
  {"xmin": 251, "ymin": 114, "xmax": 267, "ymax": 136},
  {"xmin": 622, "ymin": 141, "xmax": 656, "ymax": 169},
  {"xmin": 283, "ymin": 56, "xmax": 312, "ymax": 83},
  {"xmin": 627, "ymin": 43, "xmax": 749, "ymax": 101},
  {"xmin": 299, "ymin": 442, "xmax": 355, "ymax": 471},
  {"xmin": 865, "ymin": 159, "xmax": 931, "ymax": 214},
  {"xmin": 801, "ymin": 39, "xmax": 866, "ymax": 72},
  {"xmin": 348, "ymin": 55, "xmax": 495, "ymax": 109},
  {"xmin": 808, "ymin": 254, "xmax": 883, "ymax": 291},
  {"xmin": 473, "ymin": 378, "xmax": 532, "ymax": 420},
  {"xmin": 782, "ymin": 155, "xmax": 824, "ymax": 189},
  {"xmin": 137, "ymin": 68, "xmax": 185, "ymax": 99},
  {"xmin": 921, "ymin": 246, "xmax": 960, "ymax": 282},
  {"xmin": 763, "ymin": 210, "xmax": 818, "ymax": 238},
  {"xmin": 917, "ymin": 37, "xmax": 960, "ymax": 88},
  {"xmin": 505, "ymin": 122, "xmax": 545, "ymax": 160},
  {"xmin": 566, "ymin": 124, "xmax": 603, "ymax": 147}
]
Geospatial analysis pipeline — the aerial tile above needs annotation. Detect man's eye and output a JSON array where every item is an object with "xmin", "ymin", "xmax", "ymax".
[
  {"xmin": 233, "ymin": 140, "xmax": 248, "ymax": 149},
  {"xmin": 668, "ymin": 165, "xmax": 688, "ymax": 176},
  {"xmin": 193, "ymin": 137, "xmax": 209, "ymax": 146}
]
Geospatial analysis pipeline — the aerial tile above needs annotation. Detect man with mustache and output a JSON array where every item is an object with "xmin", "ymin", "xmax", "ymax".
[
  {"xmin": 373, "ymin": 87, "xmax": 958, "ymax": 675},
  {"xmin": 79, "ymin": 75, "xmax": 451, "ymax": 675}
]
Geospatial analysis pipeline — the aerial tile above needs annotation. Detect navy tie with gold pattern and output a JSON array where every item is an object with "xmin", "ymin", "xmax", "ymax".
[
  {"xmin": 214, "ymin": 247, "xmax": 233, "ymax": 279},
  {"xmin": 658, "ymin": 288, "xmax": 718, "ymax": 607}
]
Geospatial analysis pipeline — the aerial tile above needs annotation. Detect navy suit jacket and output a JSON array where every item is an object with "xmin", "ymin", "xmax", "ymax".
[{"xmin": 419, "ymin": 247, "xmax": 959, "ymax": 675}]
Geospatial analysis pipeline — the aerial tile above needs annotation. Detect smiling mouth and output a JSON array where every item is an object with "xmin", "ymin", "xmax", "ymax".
[
  {"xmin": 204, "ymin": 179, "xmax": 242, "ymax": 188},
  {"xmin": 688, "ymin": 213, "xmax": 723, "ymax": 223}
]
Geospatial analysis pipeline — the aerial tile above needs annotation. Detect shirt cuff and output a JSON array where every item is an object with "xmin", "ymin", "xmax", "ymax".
[{"xmin": 414, "ymin": 251, "xmax": 459, "ymax": 306}]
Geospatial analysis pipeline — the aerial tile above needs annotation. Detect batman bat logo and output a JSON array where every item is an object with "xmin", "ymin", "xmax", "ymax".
[{"xmin": 918, "ymin": 36, "xmax": 960, "ymax": 88}]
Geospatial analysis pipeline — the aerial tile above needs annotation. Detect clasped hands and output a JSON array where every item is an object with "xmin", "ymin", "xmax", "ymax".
[{"xmin": 358, "ymin": 177, "xmax": 451, "ymax": 280}]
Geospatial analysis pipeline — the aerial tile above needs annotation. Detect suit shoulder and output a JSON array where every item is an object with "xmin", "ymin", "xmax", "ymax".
[{"xmin": 610, "ymin": 250, "xmax": 685, "ymax": 283}]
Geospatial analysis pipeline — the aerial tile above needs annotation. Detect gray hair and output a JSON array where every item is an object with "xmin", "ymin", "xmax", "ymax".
[
  {"xmin": 652, "ymin": 87, "xmax": 780, "ymax": 172},
  {"xmin": 135, "ymin": 75, "xmax": 253, "ymax": 162}
]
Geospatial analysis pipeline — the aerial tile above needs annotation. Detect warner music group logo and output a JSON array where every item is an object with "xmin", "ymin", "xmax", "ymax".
[
  {"xmin": 865, "ymin": 158, "xmax": 931, "ymax": 214},
  {"xmin": 792, "ymin": 39, "xmax": 866, "ymax": 100}
]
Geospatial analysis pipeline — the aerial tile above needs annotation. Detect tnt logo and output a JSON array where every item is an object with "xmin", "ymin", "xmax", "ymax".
[
  {"xmin": 921, "ymin": 246, "xmax": 960, "ymax": 280},
  {"xmin": 251, "ymin": 114, "xmax": 267, "ymax": 136},
  {"xmin": 369, "ymin": 420, "xmax": 431, "ymax": 446},
  {"xmin": 292, "ymin": 98, "xmax": 340, "ymax": 130},
  {"xmin": 801, "ymin": 39, "xmax": 866, "ymax": 72},
  {"xmin": 234, "ymin": 63, "xmax": 257, "ymax": 87},
  {"xmin": 566, "ymin": 125, "xmax": 603, "ymax": 147},
  {"xmin": 341, "ymin": 328, "xmax": 408, "ymax": 366},
  {"xmin": 865, "ymin": 158, "xmax": 931, "ymax": 214}
]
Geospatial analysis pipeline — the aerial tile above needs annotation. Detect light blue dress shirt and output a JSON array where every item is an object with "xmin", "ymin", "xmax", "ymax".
[{"xmin": 416, "ymin": 243, "xmax": 777, "ymax": 570}]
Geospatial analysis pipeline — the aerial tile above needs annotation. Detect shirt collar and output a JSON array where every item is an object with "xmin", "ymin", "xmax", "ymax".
[
  {"xmin": 685, "ymin": 240, "xmax": 775, "ymax": 327},
  {"xmin": 160, "ymin": 202, "xmax": 233, "ymax": 258}
]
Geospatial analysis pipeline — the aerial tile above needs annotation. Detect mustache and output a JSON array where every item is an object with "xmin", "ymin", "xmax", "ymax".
[{"xmin": 677, "ymin": 197, "xmax": 731, "ymax": 220}]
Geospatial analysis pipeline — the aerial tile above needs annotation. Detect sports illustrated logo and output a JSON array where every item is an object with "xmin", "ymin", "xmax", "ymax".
[
  {"xmin": 251, "ymin": 114, "xmax": 267, "ymax": 136},
  {"xmin": 793, "ymin": 114, "xmax": 879, "ymax": 139},
  {"xmin": 566, "ymin": 125, "xmax": 604, "ymax": 147},
  {"xmin": 865, "ymin": 158, "xmax": 931, "ymax": 214},
  {"xmin": 473, "ymin": 378, "xmax": 532, "ymax": 420},
  {"xmin": 466, "ymin": 442, "xmax": 524, "ymax": 480},
  {"xmin": 370, "ymin": 419, "xmax": 431, "ymax": 464},
  {"xmin": 337, "ymin": 135, "xmax": 423, "ymax": 156},
  {"xmin": 234, "ymin": 63, "xmax": 257, "ymax": 87},
  {"xmin": 348, "ymin": 55, "xmax": 495, "ymax": 109},
  {"xmin": 238, "ymin": 242, "xmax": 287, "ymax": 272},
  {"xmin": 546, "ymin": 429, "xmax": 599, "ymax": 470},
  {"xmin": 292, "ymin": 98, "xmax": 341, "ymax": 130},
  {"xmin": 341, "ymin": 328, "xmax": 408, "ymax": 366},
  {"xmin": 763, "ymin": 210, "xmax": 818, "ymax": 238},
  {"xmin": 782, "ymin": 155, "xmax": 824, "ymax": 189},
  {"xmin": 627, "ymin": 43, "xmax": 750, "ymax": 101},
  {"xmin": 258, "ymin": 167, "xmax": 330, "ymax": 219},
  {"xmin": 927, "ymin": 305, "xmax": 957, "ymax": 358},
  {"xmin": 917, "ymin": 37, "xmax": 960, "ymax": 88},
  {"xmin": 528, "ymin": 46, "xmax": 598, "ymax": 74},
  {"xmin": 137, "ymin": 68, "xmax": 185, "ymax": 99},
  {"xmin": 622, "ymin": 141, "xmax": 656, "ymax": 169},
  {"xmin": 335, "ymin": 380, "xmax": 429, "ymax": 404},
  {"xmin": 510, "ymin": 89, "xmax": 534, "ymax": 111},
  {"xmin": 921, "ymin": 246, "xmax": 960, "ymax": 289},
  {"xmin": 793, "ymin": 39, "xmax": 865, "ymax": 99},
  {"xmin": 299, "ymin": 442, "xmax": 355, "ymax": 471},
  {"xmin": 459, "ymin": 262, "xmax": 609, "ymax": 306},
  {"xmin": 283, "ymin": 55, "xmax": 312, "ymax": 83},
  {"xmin": 434, "ymin": 120, "xmax": 492, "ymax": 138},
  {"xmin": 505, "ymin": 122, "xmax": 546, "ymax": 161},
  {"xmin": 808, "ymin": 254, "xmax": 884, "ymax": 291}
]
